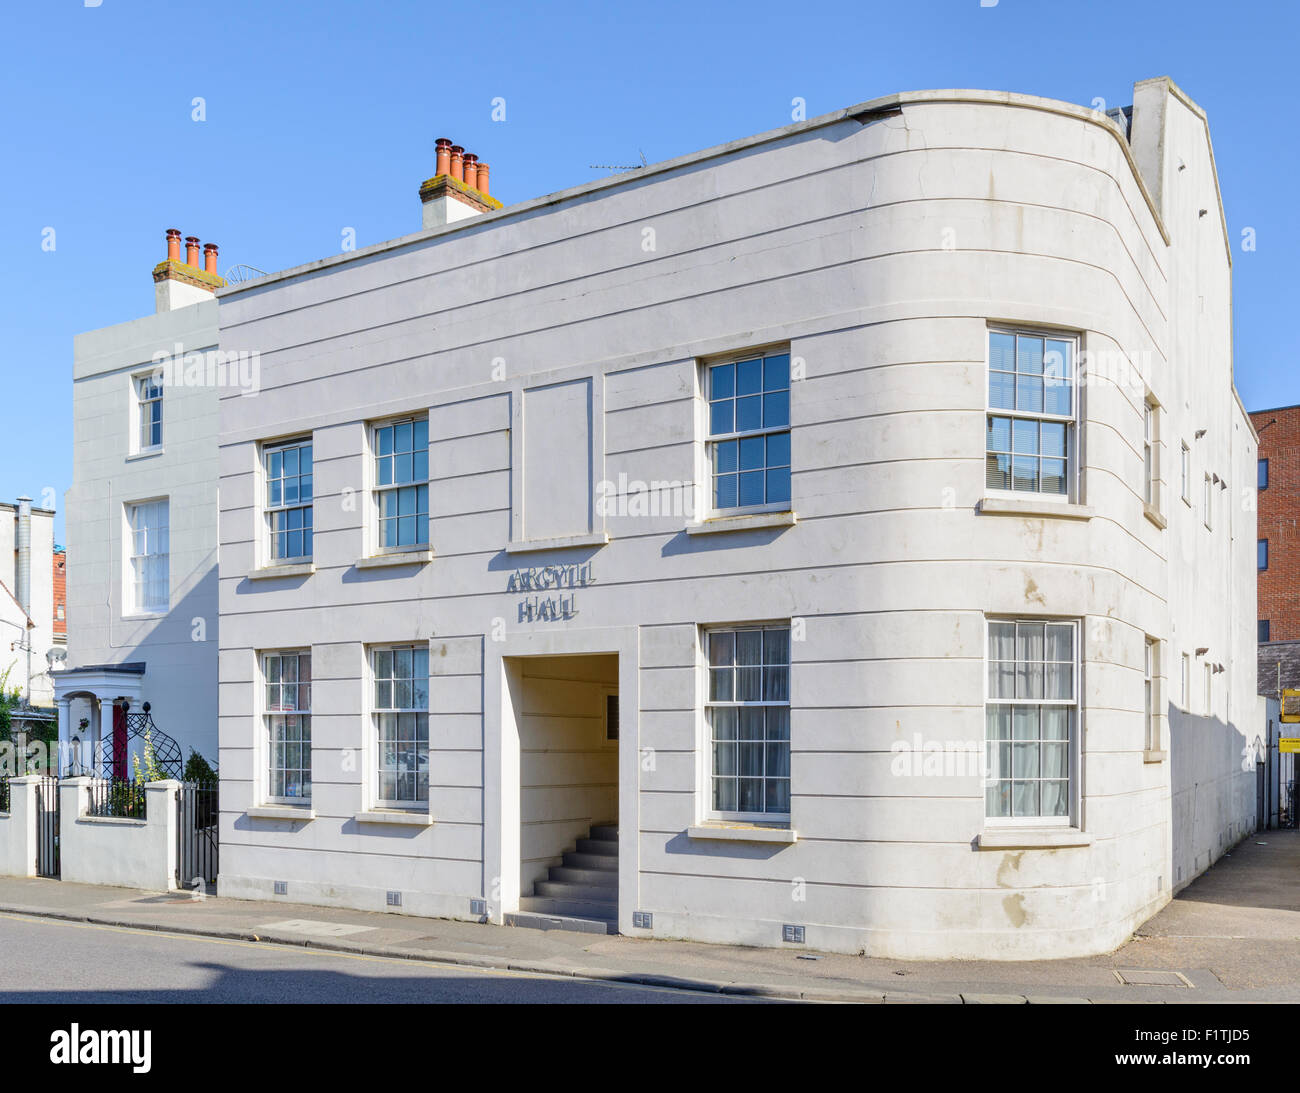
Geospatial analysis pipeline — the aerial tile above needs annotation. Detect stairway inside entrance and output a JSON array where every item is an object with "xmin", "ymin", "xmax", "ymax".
[{"xmin": 506, "ymin": 823, "xmax": 618, "ymax": 934}]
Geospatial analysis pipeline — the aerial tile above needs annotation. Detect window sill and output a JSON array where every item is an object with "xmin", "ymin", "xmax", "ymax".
[
  {"xmin": 125, "ymin": 449, "xmax": 164, "ymax": 462},
  {"xmin": 505, "ymin": 531, "xmax": 609, "ymax": 554},
  {"xmin": 1143, "ymin": 749, "xmax": 1168, "ymax": 764},
  {"xmin": 355, "ymin": 810, "xmax": 434, "ymax": 827},
  {"xmin": 978, "ymin": 498, "xmax": 1094, "ymax": 521},
  {"xmin": 975, "ymin": 828, "xmax": 1093, "ymax": 850},
  {"xmin": 248, "ymin": 562, "xmax": 315, "ymax": 580},
  {"xmin": 121, "ymin": 611, "xmax": 167, "ymax": 622},
  {"xmin": 1143, "ymin": 504, "xmax": 1167, "ymax": 529},
  {"xmin": 247, "ymin": 805, "xmax": 314, "ymax": 821},
  {"xmin": 355, "ymin": 549, "xmax": 434, "ymax": 569},
  {"xmin": 687, "ymin": 822, "xmax": 797, "ymax": 844},
  {"xmin": 684, "ymin": 511, "xmax": 797, "ymax": 536}
]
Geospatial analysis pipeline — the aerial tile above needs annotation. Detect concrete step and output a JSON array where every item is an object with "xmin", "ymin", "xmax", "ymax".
[
  {"xmin": 504, "ymin": 910, "xmax": 615, "ymax": 935},
  {"xmin": 562, "ymin": 851, "xmax": 619, "ymax": 871},
  {"xmin": 589, "ymin": 824, "xmax": 619, "ymax": 842},
  {"xmin": 534, "ymin": 880, "xmax": 617, "ymax": 904},
  {"xmin": 575, "ymin": 837, "xmax": 618, "ymax": 856},
  {"xmin": 549, "ymin": 865, "xmax": 618, "ymax": 887},
  {"xmin": 518, "ymin": 895, "xmax": 621, "ymax": 920}
]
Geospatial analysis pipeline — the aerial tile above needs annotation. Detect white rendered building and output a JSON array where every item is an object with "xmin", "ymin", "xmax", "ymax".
[
  {"xmin": 215, "ymin": 81, "xmax": 1258, "ymax": 959},
  {"xmin": 56, "ymin": 232, "xmax": 227, "ymax": 777}
]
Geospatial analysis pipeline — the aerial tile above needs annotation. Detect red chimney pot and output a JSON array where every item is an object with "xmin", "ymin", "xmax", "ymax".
[
  {"xmin": 463, "ymin": 153, "xmax": 479, "ymax": 190},
  {"xmin": 435, "ymin": 138, "xmax": 452, "ymax": 177},
  {"xmin": 184, "ymin": 236, "xmax": 200, "ymax": 266},
  {"xmin": 476, "ymin": 161, "xmax": 490, "ymax": 195},
  {"xmin": 450, "ymin": 145, "xmax": 464, "ymax": 182},
  {"xmin": 166, "ymin": 228, "xmax": 182, "ymax": 261},
  {"xmin": 203, "ymin": 242, "xmax": 219, "ymax": 275}
]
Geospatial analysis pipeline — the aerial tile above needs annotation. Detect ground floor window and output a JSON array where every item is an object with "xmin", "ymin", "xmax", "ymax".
[
  {"xmin": 264, "ymin": 650, "xmax": 311, "ymax": 803},
  {"xmin": 372, "ymin": 645, "xmax": 430, "ymax": 807},
  {"xmin": 985, "ymin": 619, "xmax": 1076, "ymax": 821},
  {"xmin": 706, "ymin": 624, "xmax": 790, "ymax": 820}
]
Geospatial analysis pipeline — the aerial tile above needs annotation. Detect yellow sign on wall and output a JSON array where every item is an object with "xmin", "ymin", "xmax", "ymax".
[
  {"xmin": 1282, "ymin": 690, "xmax": 1300, "ymax": 724},
  {"xmin": 1281, "ymin": 738, "xmax": 1300, "ymax": 754}
]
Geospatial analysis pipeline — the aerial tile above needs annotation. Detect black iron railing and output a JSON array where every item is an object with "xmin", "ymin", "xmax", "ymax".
[{"xmin": 87, "ymin": 778, "xmax": 148, "ymax": 820}]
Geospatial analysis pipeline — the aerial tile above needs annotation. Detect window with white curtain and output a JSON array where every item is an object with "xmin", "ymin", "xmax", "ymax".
[
  {"xmin": 372, "ymin": 645, "xmax": 430, "ymax": 807},
  {"xmin": 706, "ymin": 624, "xmax": 790, "ymax": 819},
  {"xmin": 986, "ymin": 330, "xmax": 1077, "ymax": 498},
  {"xmin": 125, "ymin": 500, "xmax": 169, "ymax": 613},
  {"xmin": 985, "ymin": 619, "xmax": 1076, "ymax": 821},
  {"xmin": 264, "ymin": 650, "xmax": 311, "ymax": 803}
]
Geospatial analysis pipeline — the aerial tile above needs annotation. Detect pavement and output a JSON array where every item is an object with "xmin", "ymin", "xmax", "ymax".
[{"xmin": 0, "ymin": 830, "xmax": 1295, "ymax": 1004}]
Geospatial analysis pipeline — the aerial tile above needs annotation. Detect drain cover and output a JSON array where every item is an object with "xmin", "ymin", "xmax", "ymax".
[{"xmin": 1114, "ymin": 969, "xmax": 1192, "ymax": 987}]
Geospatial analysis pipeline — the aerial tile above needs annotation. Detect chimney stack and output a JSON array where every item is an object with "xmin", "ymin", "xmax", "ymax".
[
  {"xmin": 418, "ymin": 136, "xmax": 502, "ymax": 230},
  {"xmin": 153, "ymin": 228, "xmax": 225, "ymax": 313}
]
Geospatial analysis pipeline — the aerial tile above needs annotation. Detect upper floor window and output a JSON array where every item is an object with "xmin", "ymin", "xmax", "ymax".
[
  {"xmin": 1259, "ymin": 620, "xmax": 1271, "ymax": 643},
  {"xmin": 986, "ymin": 330, "xmax": 1075, "ymax": 498},
  {"xmin": 1259, "ymin": 458, "xmax": 1269, "ymax": 490},
  {"xmin": 125, "ymin": 499, "xmax": 169, "ymax": 614},
  {"xmin": 373, "ymin": 418, "xmax": 429, "ymax": 551},
  {"xmin": 706, "ymin": 624, "xmax": 790, "ymax": 820},
  {"xmin": 1258, "ymin": 539, "xmax": 1269, "ymax": 570},
  {"xmin": 264, "ymin": 650, "xmax": 311, "ymax": 804},
  {"xmin": 1143, "ymin": 400, "xmax": 1157, "ymax": 508},
  {"xmin": 265, "ymin": 439, "xmax": 313, "ymax": 562},
  {"xmin": 372, "ymin": 645, "xmax": 430, "ymax": 808},
  {"xmin": 707, "ymin": 352, "xmax": 790, "ymax": 513},
  {"xmin": 136, "ymin": 374, "xmax": 163, "ymax": 451},
  {"xmin": 985, "ymin": 619, "xmax": 1076, "ymax": 821}
]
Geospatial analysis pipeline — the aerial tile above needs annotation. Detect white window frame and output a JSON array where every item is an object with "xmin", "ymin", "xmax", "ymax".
[
  {"xmin": 1180, "ymin": 442, "xmax": 1191, "ymax": 505},
  {"xmin": 370, "ymin": 417, "xmax": 430, "ymax": 554},
  {"xmin": 984, "ymin": 617, "xmax": 1080, "ymax": 826},
  {"xmin": 1204, "ymin": 663, "xmax": 1213, "ymax": 717},
  {"xmin": 1144, "ymin": 637, "xmax": 1159, "ymax": 752},
  {"xmin": 1203, "ymin": 473, "xmax": 1214, "ymax": 530},
  {"xmin": 703, "ymin": 349, "xmax": 792, "ymax": 517},
  {"xmin": 263, "ymin": 437, "xmax": 314, "ymax": 564},
  {"xmin": 132, "ymin": 372, "xmax": 164, "ymax": 454},
  {"xmin": 984, "ymin": 327, "xmax": 1080, "ymax": 503},
  {"xmin": 262, "ymin": 650, "xmax": 312, "ymax": 805},
  {"xmin": 369, "ymin": 644, "xmax": 431, "ymax": 810},
  {"xmin": 1142, "ymin": 398, "xmax": 1159, "ymax": 510},
  {"xmin": 702, "ymin": 622, "xmax": 791, "ymax": 824},
  {"xmin": 123, "ymin": 498, "xmax": 169, "ymax": 616},
  {"xmin": 1181, "ymin": 652, "xmax": 1191, "ymax": 710}
]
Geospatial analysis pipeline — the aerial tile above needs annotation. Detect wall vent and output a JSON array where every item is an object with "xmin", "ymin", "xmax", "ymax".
[
  {"xmin": 386, "ymin": 891, "xmax": 402, "ymax": 907},
  {"xmin": 632, "ymin": 911, "xmax": 652, "ymax": 930},
  {"xmin": 470, "ymin": 899, "xmax": 487, "ymax": 917},
  {"xmin": 273, "ymin": 881, "xmax": 288, "ymax": 895},
  {"xmin": 783, "ymin": 924, "xmax": 805, "ymax": 944}
]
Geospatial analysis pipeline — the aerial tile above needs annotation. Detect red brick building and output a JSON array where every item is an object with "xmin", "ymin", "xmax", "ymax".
[
  {"xmin": 1251, "ymin": 404, "xmax": 1300, "ymax": 642},
  {"xmin": 53, "ymin": 549, "xmax": 65, "ymax": 642}
]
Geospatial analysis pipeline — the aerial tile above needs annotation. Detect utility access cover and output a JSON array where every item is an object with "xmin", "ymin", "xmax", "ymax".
[
  {"xmin": 1114, "ymin": 969, "xmax": 1192, "ymax": 987},
  {"xmin": 258, "ymin": 919, "xmax": 377, "ymax": 938}
]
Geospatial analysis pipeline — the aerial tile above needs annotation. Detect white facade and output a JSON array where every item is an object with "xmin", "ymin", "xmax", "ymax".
[
  {"xmin": 215, "ymin": 78, "xmax": 1259, "ymax": 958},
  {"xmin": 60, "ymin": 287, "xmax": 221, "ymax": 772}
]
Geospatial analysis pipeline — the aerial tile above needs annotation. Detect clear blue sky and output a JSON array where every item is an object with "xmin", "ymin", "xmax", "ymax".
[{"xmin": 2, "ymin": 0, "xmax": 1295, "ymax": 544}]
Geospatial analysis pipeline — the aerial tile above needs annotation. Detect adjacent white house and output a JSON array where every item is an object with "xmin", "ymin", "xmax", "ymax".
[
  {"xmin": 212, "ymin": 79, "xmax": 1260, "ymax": 959},
  {"xmin": 55, "ymin": 232, "xmax": 225, "ymax": 777},
  {"xmin": 0, "ymin": 499, "xmax": 57, "ymax": 707}
]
